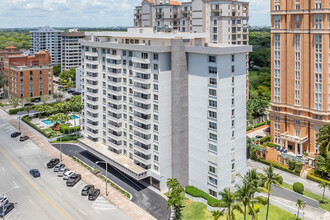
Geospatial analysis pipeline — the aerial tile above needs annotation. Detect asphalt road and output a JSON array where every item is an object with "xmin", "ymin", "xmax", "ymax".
[
  {"xmin": 0, "ymin": 117, "xmax": 131, "ymax": 220},
  {"xmin": 52, "ymin": 143, "xmax": 171, "ymax": 220},
  {"xmin": 272, "ymin": 184, "xmax": 319, "ymax": 208}
]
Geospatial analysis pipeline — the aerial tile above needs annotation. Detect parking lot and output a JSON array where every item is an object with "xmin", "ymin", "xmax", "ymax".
[{"xmin": 0, "ymin": 118, "xmax": 131, "ymax": 220}]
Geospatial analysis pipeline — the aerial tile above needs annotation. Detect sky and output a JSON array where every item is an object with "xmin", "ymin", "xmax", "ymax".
[{"xmin": 0, "ymin": 0, "xmax": 270, "ymax": 28}]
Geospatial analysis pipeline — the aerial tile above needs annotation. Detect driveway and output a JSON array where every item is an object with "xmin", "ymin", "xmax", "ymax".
[{"xmin": 52, "ymin": 143, "xmax": 171, "ymax": 220}]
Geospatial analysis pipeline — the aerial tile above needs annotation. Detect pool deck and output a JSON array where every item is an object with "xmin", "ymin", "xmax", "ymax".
[{"xmin": 31, "ymin": 117, "xmax": 80, "ymax": 130}]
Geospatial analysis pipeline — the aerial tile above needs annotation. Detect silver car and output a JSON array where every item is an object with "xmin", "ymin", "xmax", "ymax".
[
  {"xmin": 57, "ymin": 168, "xmax": 69, "ymax": 177},
  {"xmin": 53, "ymin": 163, "xmax": 65, "ymax": 172},
  {"xmin": 63, "ymin": 171, "xmax": 75, "ymax": 180}
]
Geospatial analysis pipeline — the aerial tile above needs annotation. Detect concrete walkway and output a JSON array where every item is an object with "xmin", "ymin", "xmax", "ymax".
[
  {"xmin": 248, "ymin": 159, "xmax": 330, "ymax": 200},
  {"xmin": 0, "ymin": 109, "xmax": 155, "ymax": 220}
]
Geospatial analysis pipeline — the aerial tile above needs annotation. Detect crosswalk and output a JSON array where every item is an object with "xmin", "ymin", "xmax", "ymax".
[{"xmin": 92, "ymin": 196, "xmax": 115, "ymax": 211}]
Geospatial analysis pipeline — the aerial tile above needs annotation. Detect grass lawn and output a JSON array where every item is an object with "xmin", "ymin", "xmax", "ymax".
[
  {"xmin": 182, "ymin": 198, "xmax": 298, "ymax": 220},
  {"xmin": 281, "ymin": 182, "xmax": 330, "ymax": 211},
  {"xmin": 42, "ymin": 128, "xmax": 62, "ymax": 138}
]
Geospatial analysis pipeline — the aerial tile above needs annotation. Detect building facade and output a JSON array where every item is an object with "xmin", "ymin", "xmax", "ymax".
[
  {"xmin": 0, "ymin": 46, "xmax": 23, "ymax": 76},
  {"xmin": 270, "ymin": 0, "xmax": 329, "ymax": 157},
  {"xmin": 79, "ymin": 28, "xmax": 251, "ymax": 196},
  {"xmin": 3, "ymin": 51, "xmax": 53, "ymax": 98},
  {"xmin": 61, "ymin": 30, "xmax": 85, "ymax": 71},
  {"xmin": 30, "ymin": 26, "xmax": 63, "ymax": 65}
]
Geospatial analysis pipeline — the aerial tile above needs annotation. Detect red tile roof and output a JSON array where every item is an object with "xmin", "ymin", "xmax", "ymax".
[
  {"xmin": 170, "ymin": 1, "xmax": 182, "ymax": 6},
  {"xmin": 5, "ymin": 45, "xmax": 17, "ymax": 49}
]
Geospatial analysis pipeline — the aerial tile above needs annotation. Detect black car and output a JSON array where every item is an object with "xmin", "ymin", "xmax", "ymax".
[
  {"xmin": 88, "ymin": 189, "xmax": 100, "ymax": 201},
  {"xmin": 29, "ymin": 169, "xmax": 40, "ymax": 177},
  {"xmin": 72, "ymin": 92, "xmax": 81, "ymax": 95},
  {"xmin": 47, "ymin": 158, "xmax": 60, "ymax": 168},
  {"xmin": 67, "ymin": 89, "xmax": 74, "ymax": 93},
  {"xmin": 81, "ymin": 185, "xmax": 95, "ymax": 196},
  {"xmin": 255, "ymin": 135, "xmax": 263, "ymax": 139},
  {"xmin": 0, "ymin": 203, "xmax": 14, "ymax": 218},
  {"xmin": 19, "ymin": 135, "xmax": 29, "ymax": 141},
  {"xmin": 24, "ymin": 103, "xmax": 34, "ymax": 107},
  {"xmin": 34, "ymin": 98, "xmax": 40, "ymax": 103},
  {"xmin": 11, "ymin": 132, "xmax": 21, "ymax": 138},
  {"xmin": 66, "ymin": 174, "xmax": 81, "ymax": 187}
]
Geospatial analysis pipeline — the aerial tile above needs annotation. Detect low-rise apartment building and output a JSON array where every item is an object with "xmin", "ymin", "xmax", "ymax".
[
  {"xmin": 0, "ymin": 46, "xmax": 23, "ymax": 76},
  {"xmin": 61, "ymin": 29, "xmax": 85, "ymax": 71},
  {"xmin": 79, "ymin": 28, "xmax": 251, "ymax": 196},
  {"xmin": 3, "ymin": 51, "xmax": 53, "ymax": 98}
]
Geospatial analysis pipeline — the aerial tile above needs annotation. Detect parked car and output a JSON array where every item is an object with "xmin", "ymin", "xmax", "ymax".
[
  {"xmin": 57, "ymin": 168, "xmax": 69, "ymax": 177},
  {"xmin": 265, "ymin": 127, "xmax": 270, "ymax": 132},
  {"xmin": 29, "ymin": 169, "xmax": 40, "ymax": 178},
  {"xmin": 255, "ymin": 135, "xmax": 263, "ymax": 139},
  {"xmin": 88, "ymin": 189, "xmax": 100, "ymax": 201},
  {"xmin": 0, "ymin": 195, "xmax": 8, "ymax": 208},
  {"xmin": 34, "ymin": 98, "xmax": 40, "ymax": 103},
  {"xmin": 19, "ymin": 135, "xmax": 29, "ymax": 141},
  {"xmin": 72, "ymin": 92, "xmax": 81, "ymax": 95},
  {"xmin": 81, "ymin": 185, "xmax": 95, "ymax": 196},
  {"xmin": 53, "ymin": 163, "xmax": 65, "ymax": 172},
  {"xmin": 24, "ymin": 103, "xmax": 34, "ymax": 107},
  {"xmin": 66, "ymin": 174, "xmax": 81, "ymax": 187},
  {"xmin": 63, "ymin": 171, "xmax": 75, "ymax": 180},
  {"xmin": 11, "ymin": 132, "xmax": 21, "ymax": 138},
  {"xmin": 67, "ymin": 89, "xmax": 74, "ymax": 93},
  {"xmin": 0, "ymin": 203, "xmax": 14, "ymax": 218},
  {"xmin": 47, "ymin": 158, "xmax": 60, "ymax": 168}
]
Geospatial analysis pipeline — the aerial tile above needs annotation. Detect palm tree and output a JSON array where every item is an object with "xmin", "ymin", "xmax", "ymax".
[
  {"xmin": 166, "ymin": 178, "xmax": 184, "ymax": 220},
  {"xmin": 40, "ymin": 95, "xmax": 50, "ymax": 105},
  {"xmin": 214, "ymin": 188, "xmax": 243, "ymax": 220},
  {"xmin": 261, "ymin": 165, "xmax": 282, "ymax": 220},
  {"xmin": 212, "ymin": 209, "xmax": 225, "ymax": 220},
  {"xmin": 296, "ymin": 199, "xmax": 306, "ymax": 220},
  {"xmin": 316, "ymin": 124, "xmax": 330, "ymax": 156},
  {"xmin": 25, "ymin": 106, "xmax": 33, "ymax": 118},
  {"xmin": 318, "ymin": 182, "xmax": 329, "ymax": 202},
  {"xmin": 9, "ymin": 97, "xmax": 19, "ymax": 109},
  {"xmin": 35, "ymin": 105, "xmax": 46, "ymax": 118}
]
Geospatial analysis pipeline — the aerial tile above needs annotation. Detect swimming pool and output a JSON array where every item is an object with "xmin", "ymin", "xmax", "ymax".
[
  {"xmin": 71, "ymin": 115, "xmax": 79, "ymax": 119},
  {"xmin": 41, "ymin": 120, "xmax": 53, "ymax": 125}
]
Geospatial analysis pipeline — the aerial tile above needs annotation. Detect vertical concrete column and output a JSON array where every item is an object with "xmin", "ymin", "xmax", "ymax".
[
  {"xmin": 295, "ymin": 143, "xmax": 298, "ymax": 155},
  {"xmin": 170, "ymin": 39, "xmax": 189, "ymax": 187},
  {"xmin": 300, "ymin": 143, "xmax": 303, "ymax": 155},
  {"xmin": 285, "ymin": 140, "xmax": 288, "ymax": 148}
]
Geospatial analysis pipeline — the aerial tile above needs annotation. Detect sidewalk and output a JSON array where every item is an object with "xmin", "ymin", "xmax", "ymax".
[
  {"xmin": 248, "ymin": 159, "xmax": 330, "ymax": 200},
  {"xmin": 0, "ymin": 109, "xmax": 155, "ymax": 220}
]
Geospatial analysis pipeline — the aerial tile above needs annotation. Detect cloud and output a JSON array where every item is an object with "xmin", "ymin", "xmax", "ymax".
[{"xmin": 0, "ymin": 0, "xmax": 270, "ymax": 28}]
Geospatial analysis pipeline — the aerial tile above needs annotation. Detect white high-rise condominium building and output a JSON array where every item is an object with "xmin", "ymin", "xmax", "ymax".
[
  {"xmin": 79, "ymin": 27, "xmax": 251, "ymax": 196},
  {"xmin": 134, "ymin": 0, "xmax": 249, "ymax": 45},
  {"xmin": 30, "ymin": 26, "xmax": 63, "ymax": 65},
  {"xmin": 61, "ymin": 29, "xmax": 85, "ymax": 71}
]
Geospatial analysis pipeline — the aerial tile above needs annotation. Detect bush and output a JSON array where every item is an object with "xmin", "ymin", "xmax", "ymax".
[
  {"xmin": 307, "ymin": 174, "xmax": 330, "ymax": 185},
  {"xmin": 288, "ymin": 160, "xmax": 295, "ymax": 170},
  {"xmin": 260, "ymin": 135, "xmax": 271, "ymax": 144},
  {"xmin": 293, "ymin": 182, "xmax": 304, "ymax": 194},
  {"xmin": 295, "ymin": 163, "xmax": 303, "ymax": 174},
  {"xmin": 278, "ymin": 176, "xmax": 283, "ymax": 185},
  {"xmin": 22, "ymin": 116, "xmax": 51, "ymax": 138},
  {"xmin": 249, "ymin": 205, "xmax": 260, "ymax": 215},
  {"xmin": 247, "ymin": 121, "xmax": 267, "ymax": 131},
  {"xmin": 59, "ymin": 125, "xmax": 81, "ymax": 134},
  {"xmin": 255, "ymin": 158, "xmax": 300, "ymax": 176},
  {"xmin": 9, "ymin": 107, "xmax": 25, "ymax": 115},
  {"xmin": 185, "ymin": 185, "xmax": 221, "ymax": 207}
]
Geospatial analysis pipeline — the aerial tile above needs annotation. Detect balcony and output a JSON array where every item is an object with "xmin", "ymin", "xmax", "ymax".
[
  {"xmin": 85, "ymin": 51, "xmax": 98, "ymax": 57},
  {"xmin": 133, "ymin": 66, "xmax": 151, "ymax": 74},
  {"xmin": 132, "ymin": 57, "xmax": 150, "ymax": 64},
  {"xmin": 134, "ymin": 151, "xmax": 152, "ymax": 165},
  {"xmin": 108, "ymin": 62, "xmax": 122, "ymax": 69},
  {"xmin": 106, "ymin": 54, "xmax": 121, "ymax": 60}
]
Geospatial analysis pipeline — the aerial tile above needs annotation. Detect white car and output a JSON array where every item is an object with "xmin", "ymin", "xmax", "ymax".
[
  {"xmin": 0, "ymin": 194, "xmax": 8, "ymax": 207},
  {"xmin": 63, "ymin": 171, "xmax": 75, "ymax": 180},
  {"xmin": 57, "ymin": 168, "xmax": 69, "ymax": 177}
]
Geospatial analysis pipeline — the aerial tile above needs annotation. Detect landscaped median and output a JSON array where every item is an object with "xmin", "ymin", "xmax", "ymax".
[{"xmin": 69, "ymin": 155, "xmax": 131, "ymax": 199}]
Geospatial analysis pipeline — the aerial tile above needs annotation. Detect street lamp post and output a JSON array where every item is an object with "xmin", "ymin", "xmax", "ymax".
[
  {"xmin": 96, "ymin": 161, "xmax": 108, "ymax": 196},
  {"xmin": 1, "ymin": 186, "xmax": 19, "ymax": 220}
]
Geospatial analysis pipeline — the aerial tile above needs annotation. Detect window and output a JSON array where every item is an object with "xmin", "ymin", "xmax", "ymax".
[
  {"xmin": 209, "ymin": 100, "xmax": 217, "ymax": 107},
  {"xmin": 232, "ymin": 98, "xmax": 235, "ymax": 105},
  {"xmin": 154, "ymin": 74, "xmax": 159, "ymax": 81},
  {"xmin": 153, "ymin": 165, "xmax": 159, "ymax": 171},
  {"xmin": 154, "ymin": 114, "xmax": 158, "ymax": 121},
  {"xmin": 209, "ymin": 189, "xmax": 217, "ymax": 197},
  {"xmin": 315, "ymin": 14, "xmax": 323, "ymax": 29},
  {"xmin": 232, "ymin": 120, "xmax": 235, "ymax": 127},
  {"xmin": 209, "ymin": 166, "xmax": 216, "ymax": 174},
  {"xmin": 154, "ymin": 104, "xmax": 158, "ymax": 111},
  {"xmin": 209, "ymin": 89, "xmax": 216, "ymax": 96},
  {"xmin": 209, "ymin": 144, "xmax": 217, "ymax": 152},
  {"xmin": 154, "ymin": 155, "xmax": 159, "ymax": 161},
  {"xmin": 209, "ymin": 133, "xmax": 217, "ymax": 141},
  {"xmin": 209, "ymin": 66, "xmax": 217, "ymax": 74},
  {"xmin": 274, "ymin": 15, "xmax": 281, "ymax": 29},
  {"xmin": 209, "ymin": 78, "xmax": 217, "ymax": 85},
  {"xmin": 209, "ymin": 176, "xmax": 217, "ymax": 185},
  {"xmin": 232, "ymin": 77, "xmax": 235, "ymax": 83},
  {"xmin": 295, "ymin": 120, "xmax": 300, "ymax": 125},
  {"xmin": 208, "ymin": 111, "xmax": 217, "ymax": 119},
  {"xmin": 231, "ymin": 55, "xmax": 235, "ymax": 62},
  {"xmin": 154, "ymin": 134, "xmax": 158, "ymax": 141},
  {"xmin": 153, "ymin": 64, "xmax": 158, "ymax": 70},
  {"xmin": 154, "ymin": 94, "xmax": 158, "ymax": 101},
  {"xmin": 209, "ymin": 56, "xmax": 216, "ymax": 63},
  {"xmin": 232, "ymin": 163, "xmax": 235, "ymax": 170},
  {"xmin": 209, "ymin": 121, "xmax": 217, "ymax": 130},
  {"xmin": 231, "ymin": 109, "xmax": 235, "ymax": 116},
  {"xmin": 154, "ymin": 124, "xmax": 158, "ymax": 131},
  {"xmin": 153, "ymin": 53, "xmax": 159, "ymax": 60},
  {"xmin": 295, "ymin": 129, "xmax": 300, "ymax": 137},
  {"xmin": 231, "ymin": 65, "xmax": 235, "ymax": 73},
  {"xmin": 154, "ymin": 84, "xmax": 158, "ymax": 91},
  {"xmin": 296, "ymin": 15, "xmax": 300, "ymax": 29},
  {"xmin": 154, "ymin": 145, "xmax": 158, "ymax": 151}
]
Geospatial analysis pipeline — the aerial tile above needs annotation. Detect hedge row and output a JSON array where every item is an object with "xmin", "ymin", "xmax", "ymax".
[
  {"xmin": 57, "ymin": 135, "xmax": 81, "ymax": 142},
  {"xmin": 8, "ymin": 101, "xmax": 61, "ymax": 115},
  {"xmin": 255, "ymin": 158, "xmax": 300, "ymax": 176},
  {"xmin": 307, "ymin": 174, "xmax": 330, "ymax": 185},
  {"xmin": 247, "ymin": 120, "xmax": 271, "ymax": 131},
  {"xmin": 22, "ymin": 116, "xmax": 51, "ymax": 138},
  {"xmin": 185, "ymin": 185, "xmax": 221, "ymax": 207},
  {"xmin": 59, "ymin": 125, "xmax": 81, "ymax": 134}
]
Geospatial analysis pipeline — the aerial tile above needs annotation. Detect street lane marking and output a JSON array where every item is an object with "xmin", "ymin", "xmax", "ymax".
[
  {"xmin": 0, "ymin": 148, "xmax": 72, "ymax": 220},
  {"xmin": 1, "ymin": 166, "xmax": 5, "ymax": 171},
  {"xmin": 12, "ymin": 180, "xmax": 17, "ymax": 186},
  {"xmin": 29, "ymin": 199, "xmax": 35, "ymax": 205},
  {"xmin": 78, "ymin": 208, "xmax": 87, "ymax": 216},
  {"xmin": 55, "ymin": 190, "xmax": 63, "ymax": 196}
]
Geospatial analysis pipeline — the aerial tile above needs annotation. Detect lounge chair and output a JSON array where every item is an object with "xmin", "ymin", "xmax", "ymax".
[
  {"xmin": 284, "ymin": 150, "xmax": 288, "ymax": 153},
  {"xmin": 280, "ymin": 149, "xmax": 284, "ymax": 153}
]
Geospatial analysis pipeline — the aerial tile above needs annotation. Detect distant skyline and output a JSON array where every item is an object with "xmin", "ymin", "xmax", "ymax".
[{"xmin": 0, "ymin": 0, "xmax": 270, "ymax": 28}]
